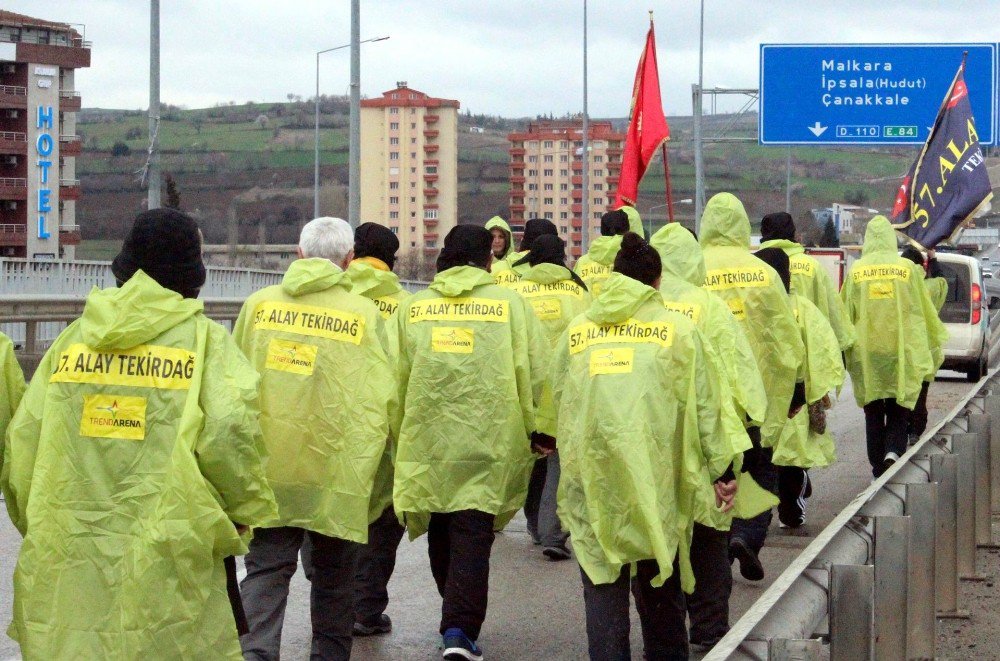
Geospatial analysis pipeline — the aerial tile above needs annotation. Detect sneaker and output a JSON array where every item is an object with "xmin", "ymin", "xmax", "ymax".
[
  {"xmin": 526, "ymin": 523, "xmax": 541, "ymax": 545},
  {"xmin": 689, "ymin": 639, "xmax": 721, "ymax": 653},
  {"xmin": 353, "ymin": 613, "xmax": 392, "ymax": 636},
  {"xmin": 729, "ymin": 537, "xmax": 765, "ymax": 582},
  {"xmin": 907, "ymin": 433, "xmax": 920, "ymax": 448},
  {"xmin": 542, "ymin": 544, "xmax": 571, "ymax": 561},
  {"xmin": 442, "ymin": 628, "xmax": 484, "ymax": 661},
  {"xmin": 883, "ymin": 451, "xmax": 900, "ymax": 474},
  {"xmin": 778, "ymin": 473, "xmax": 808, "ymax": 529}
]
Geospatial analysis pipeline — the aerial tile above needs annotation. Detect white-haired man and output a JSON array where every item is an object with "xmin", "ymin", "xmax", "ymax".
[{"xmin": 234, "ymin": 217, "xmax": 395, "ymax": 661}]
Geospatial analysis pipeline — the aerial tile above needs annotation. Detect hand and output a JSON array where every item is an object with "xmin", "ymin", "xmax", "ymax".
[
  {"xmin": 530, "ymin": 431, "xmax": 557, "ymax": 455},
  {"xmin": 235, "ymin": 524, "xmax": 249, "ymax": 535},
  {"xmin": 714, "ymin": 480, "xmax": 737, "ymax": 512},
  {"xmin": 532, "ymin": 443, "xmax": 555, "ymax": 457},
  {"xmin": 927, "ymin": 249, "xmax": 936, "ymax": 259}
]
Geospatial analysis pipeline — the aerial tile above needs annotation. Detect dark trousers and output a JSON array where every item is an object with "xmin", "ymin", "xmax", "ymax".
[
  {"xmin": 524, "ymin": 458, "xmax": 547, "ymax": 540},
  {"xmin": 731, "ymin": 428, "xmax": 778, "ymax": 554},
  {"xmin": 354, "ymin": 506, "xmax": 406, "ymax": 623},
  {"xmin": 240, "ymin": 526, "xmax": 360, "ymax": 661},
  {"xmin": 581, "ymin": 559, "xmax": 688, "ymax": 661},
  {"xmin": 686, "ymin": 523, "xmax": 731, "ymax": 645},
  {"xmin": 777, "ymin": 466, "xmax": 809, "ymax": 522},
  {"xmin": 908, "ymin": 381, "xmax": 931, "ymax": 438},
  {"xmin": 863, "ymin": 398, "xmax": 911, "ymax": 477},
  {"xmin": 427, "ymin": 509, "xmax": 496, "ymax": 640}
]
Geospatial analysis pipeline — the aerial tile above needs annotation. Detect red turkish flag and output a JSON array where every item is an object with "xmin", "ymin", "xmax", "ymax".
[{"xmin": 615, "ymin": 24, "xmax": 670, "ymax": 207}]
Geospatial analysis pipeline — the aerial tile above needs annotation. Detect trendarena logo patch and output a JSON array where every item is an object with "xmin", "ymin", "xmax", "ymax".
[{"xmin": 80, "ymin": 394, "xmax": 147, "ymax": 441}]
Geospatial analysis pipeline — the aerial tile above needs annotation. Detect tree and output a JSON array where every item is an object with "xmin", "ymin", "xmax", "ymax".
[
  {"xmin": 820, "ymin": 218, "xmax": 840, "ymax": 247},
  {"xmin": 164, "ymin": 174, "xmax": 181, "ymax": 210},
  {"xmin": 110, "ymin": 141, "xmax": 130, "ymax": 157}
]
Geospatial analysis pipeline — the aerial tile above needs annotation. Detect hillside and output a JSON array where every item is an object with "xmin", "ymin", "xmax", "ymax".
[{"xmin": 74, "ymin": 98, "xmax": 919, "ymax": 252}]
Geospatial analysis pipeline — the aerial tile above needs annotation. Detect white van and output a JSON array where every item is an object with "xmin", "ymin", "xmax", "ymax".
[{"xmin": 935, "ymin": 252, "xmax": 990, "ymax": 381}]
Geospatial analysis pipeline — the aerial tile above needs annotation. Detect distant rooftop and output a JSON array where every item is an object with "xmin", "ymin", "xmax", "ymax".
[
  {"xmin": 361, "ymin": 84, "xmax": 460, "ymax": 110},
  {"xmin": 0, "ymin": 10, "xmax": 87, "ymax": 47}
]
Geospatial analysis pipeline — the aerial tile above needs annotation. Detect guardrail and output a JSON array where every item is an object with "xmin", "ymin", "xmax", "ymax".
[
  {"xmin": 0, "ymin": 84, "xmax": 25, "ymax": 96},
  {"xmin": 0, "ymin": 131, "xmax": 26, "ymax": 142},
  {"xmin": 707, "ymin": 361, "xmax": 1000, "ymax": 659}
]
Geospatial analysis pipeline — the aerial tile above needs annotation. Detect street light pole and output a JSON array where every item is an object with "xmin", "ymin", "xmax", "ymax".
[
  {"xmin": 349, "ymin": 0, "xmax": 361, "ymax": 228},
  {"xmin": 581, "ymin": 0, "xmax": 590, "ymax": 253},
  {"xmin": 147, "ymin": 0, "xmax": 160, "ymax": 210},
  {"xmin": 313, "ymin": 35, "xmax": 389, "ymax": 220},
  {"xmin": 693, "ymin": 0, "xmax": 705, "ymax": 235}
]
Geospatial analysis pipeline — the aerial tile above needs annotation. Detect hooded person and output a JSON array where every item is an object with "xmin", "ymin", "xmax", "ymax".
[
  {"xmin": 550, "ymin": 232, "xmax": 739, "ymax": 661},
  {"xmin": 698, "ymin": 192, "xmax": 805, "ymax": 582},
  {"xmin": 842, "ymin": 217, "xmax": 947, "ymax": 477},
  {"xmin": 343, "ymin": 221, "xmax": 409, "ymax": 636},
  {"xmin": 758, "ymin": 211, "xmax": 855, "ymax": 351},
  {"xmin": 391, "ymin": 223, "xmax": 550, "ymax": 661},
  {"xmin": 0, "ymin": 331, "xmax": 25, "ymax": 472},
  {"xmin": 1, "ymin": 208, "xmax": 278, "ymax": 660},
  {"xmin": 233, "ymin": 216, "xmax": 394, "ymax": 660},
  {"xmin": 486, "ymin": 216, "xmax": 517, "ymax": 286},
  {"xmin": 900, "ymin": 246, "xmax": 947, "ymax": 444},
  {"xmin": 649, "ymin": 222, "xmax": 774, "ymax": 647},
  {"xmin": 509, "ymin": 234, "xmax": 591, "ymax": 561},
  {"xmin": 572, "ymin": 208, "xmax": 637, "ymax": 295},
  {"xmin": 755, "ymin": 247, "xmax": 844, "ymax": 530},
  {"xmin": 490, "ymin": 217, "xmax": 558, "ymax": 288}
]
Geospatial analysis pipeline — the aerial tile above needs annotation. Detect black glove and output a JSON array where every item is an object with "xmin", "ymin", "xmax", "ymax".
[
  {"xmin": 741, "ymin": 426, "xmax": 763, "ymax": 473},
  {"xmin": 530, "ymin": 431, "xmax": 557, "ymax": 453}
]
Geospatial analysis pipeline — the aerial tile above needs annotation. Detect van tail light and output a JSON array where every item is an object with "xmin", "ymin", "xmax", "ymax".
[{"xmin": 972, "ymin": 283, "xmax": 982, "ymax": 324}]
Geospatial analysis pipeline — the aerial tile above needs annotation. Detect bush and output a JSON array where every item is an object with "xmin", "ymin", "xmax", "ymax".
[{"xmin": 111, "ymin": 141, "xmax": 130, "ymax": 157}]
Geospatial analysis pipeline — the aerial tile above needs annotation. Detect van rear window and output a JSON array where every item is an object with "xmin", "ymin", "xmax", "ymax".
[{"xmin": 938, "ymin": 262, "xmax": 971, "ymax": 324}]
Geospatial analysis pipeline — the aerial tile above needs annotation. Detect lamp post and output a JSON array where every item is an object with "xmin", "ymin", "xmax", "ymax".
[{"xmin": 314, "ymin": 36, "xmax": 389, "ymax": 220}]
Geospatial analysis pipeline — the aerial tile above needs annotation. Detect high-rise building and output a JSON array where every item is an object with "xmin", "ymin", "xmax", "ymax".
[
  {"xmin": 360, "ymin": 82, "xmax": 459, "ymax": 261},
  {"xmin": 508, "ymin": 119, "xmax": 624, "ymax": 259},
  {"xmin": 0, "ymin": 11, "xmax": 89, "ymax": 259}
]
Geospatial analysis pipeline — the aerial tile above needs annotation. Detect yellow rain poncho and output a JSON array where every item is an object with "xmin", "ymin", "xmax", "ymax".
[
  {"xmin": 551, "ymin": 272, "xmax": 737, "ymax": 591},
  {"xmin": 0, "ymin": 332, "xmax": 25, "ymax": 462},
  {"xmin": 841, "ymin": 217, "xmax": 948, "ymax": 408},
  {"xmin": 486, "ymin": 216, "xmax": 525, "ymax": 287},
  {"xmin": 233, "ymin": 258, "xmax": 392, "ymax": 542},
  {"xmin": 772, "ymin": 295, "xmax": 845, "ymax": 468},
  {"xmin": 392, "ymin": 265, "xmax": 549, "ymax": 537},
  {"xmin": 573, "ymin": 206, "xmax": 645, "ymax": 296},
  {"xmin": 2, "ymin": 271, "xmax": 277, "ymax": 659},
  {"xmin": 510, "ymin": 263, "xmax": 592, "ymax": 347},
  {"xmin": 700, "ymin": 193, "xmax": 805, "ymax": 445},
  {"xmin": 926, "ymin": 275, "xmax": 948, "ymax": 312},
  {"xmin": 758, "ymin": 238, "xmax": 855, "ymax": 350},
  {"xmin": 649, "ymin": 223, "xmax": 772, "ymax": 530},
  {"xmin": 347, "ymin": 257, "xmax": 406, "ymax": 523}
]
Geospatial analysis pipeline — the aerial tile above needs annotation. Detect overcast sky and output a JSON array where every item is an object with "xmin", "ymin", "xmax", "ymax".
[{"xmin": 10, "ymin": 1, "xmax": 1000, "ymax": 117}]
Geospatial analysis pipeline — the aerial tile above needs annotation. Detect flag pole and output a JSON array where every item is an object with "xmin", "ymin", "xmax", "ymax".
[{"xmin": 648, "ymin": 10, "xmax": 673, "ymax": 223}]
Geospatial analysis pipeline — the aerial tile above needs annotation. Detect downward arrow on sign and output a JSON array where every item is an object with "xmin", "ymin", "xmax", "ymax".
[{"xmin": 808, "ymin": 122, "xmax": 828, "ymax": 137}]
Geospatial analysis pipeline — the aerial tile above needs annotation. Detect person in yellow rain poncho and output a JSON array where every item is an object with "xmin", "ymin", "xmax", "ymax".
[
  {"xmin": 392, "ymin": 225, "xmax": 550, "ymax": 660},
  {"xmin": 699, "ymin": 192, "xmax": 805, "ymax": 583},
  {"xmin": 758, "ymin": 211, "xmax": 855, "ymax": 351},
  {"xmin": 1, "ymin": 209, "xmax": 277, "ymax": 660},
  {"xmin": 551, "ymin": 233, "xmax": 739, "ymax": 661},
  {"xmin": 841, "ymin": 216, "xmax": 948, "ymax": 477},
  {"xmin": 233, "ymin": 217, "xmax": 393, "ymax": 661},
  {"xmin": 649, "ymin": 222, "xmax": 773, "ymax": 648},
  {"xmin": 489, "ymin": 217, "xmax": 558, "ymax": 288},
  {"xmin": 755, "ymin": 248, "xmax": 844, "ymax": 531},
  {"xmin": 486, "ymin": 215, "xmax": 519, "ymax": 286},
  {"xmin": 344, "ymin": 222, "xmax": 409, "ymax": 637},
  {"xmin": 509, "ymin": 234, "xmax": 591, "ymax": 562},
  {"xmin": 901, "ymin": 246, "xmax": 948, "ymax": 445},
  {"xmin": 0, "ymin": 332, "xmax": 25, "ymax": 467},
  {"xmin": 573, "ymin": 206, "xmax": 645, "ymax": 295}
]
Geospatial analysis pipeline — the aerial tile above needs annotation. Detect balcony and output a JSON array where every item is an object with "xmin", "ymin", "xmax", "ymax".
[
  {"xmin": 60, "ymin": 178, "xmax": 82, "ymax": 200},
  {"xmin": 423, "ymin": 187, "xmax": 438, "ymax": 197},
  {"xmin": 510, "ymin": 188, "xmax": 525, "ymax": 199},
  {"xmin": 606, "ymin": 175, "xmax": 620, "ymax": 185},
  {"xmin": 0, "ymin": 223, "xmax": 26, "ymax": 247},
  {"xmin": 424, "ymin": 114, "xmax": 439, "ymax": 124},
  {"xmin": 424, "ymin": 218, "xmax": 438, "ymax": 227},
  {"xmin": 423, "ymin": 128, "xmax": 439, "ymax": 139},
  {"xmin": 607, "ymin": 160, "xmax": 621, "ymax": 170},
  {"xmin": 0, "ymin": 177, "xmax": 26, "ymax": 200},
  {"xmin": 510, "ymin": 202, "xmax": 526, "ymax": 213},
  {"xmin": 0, "ymin": 131, "xmax": 27, "ymax": 155},
  {"xmin": 571, "ymin": 189, "xmax": 582, "ymax": 200},
  {"xmin": 571, "ymin": 203, "xmax": 582, "ymax": 214},
  {"xmin": 59, "ymin": 224, "xmax": 81, "ymax": 245},
  {"xmin": 423, "ymin": 143, "xmax": 439, "ymax": 153},
  {"xmin": 423, "ymin": 245, "xmax": 439, "ymax": 255},
  {"xmin": 571, "ymin": 232, "xmax": 582, "ymax": 242},
  {"xmin": 510, "ymin": 161, "xmax": 525, "ymax": 170},
  {"xmin": 424, "ymin": 159, "xmax": 439, "ymax": 166},
  {"xmin": 60, "ymin": 135, "xmax": 82, "ymax": 157},
  {"xmin": 510, "ymin": 175, "xmax": 525, "ymax": 185},
  {"xmin": 0, "ymin": 85, "xmax": 26, "ymax": 109},
  {"xmin": 571, "ymin": 175, "xmax": 582, "ymax": 186},
  {"xmin": 424, "ymin": 232, "xmax": 439, "ymax": 241},
  {"xmin": 607, "ymin": 146, "xmax": 623, "ymax": 156},
  {"xmin": 59, "ymin": 90, "xmax": 82, "ymax": 111},
  {"xmin": 423, "ymin": 173, "xmax": 438, "ymax": 183},
  {"xmin": 424, "ymin": 202, "xmax": 439, "ymax": 210},
  {"xmin": 508, "ymin": 146, "xmax": 526, "ymax": 156}
]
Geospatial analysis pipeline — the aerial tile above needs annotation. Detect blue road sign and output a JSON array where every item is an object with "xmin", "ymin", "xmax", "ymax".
[{"xmin": 759, "ymin": 43, "xmax": 997, "ymax": 145}]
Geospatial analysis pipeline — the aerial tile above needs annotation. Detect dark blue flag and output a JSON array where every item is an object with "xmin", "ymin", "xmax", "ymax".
[{"xmin": 891, "ymin": 61, "xmax": 993, "ymax": 249}]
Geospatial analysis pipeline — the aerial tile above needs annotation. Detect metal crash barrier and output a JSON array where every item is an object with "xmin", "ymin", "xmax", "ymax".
[{"xmin": 705, "ymin": 368, "xmax": 1000, "ymax": 660}]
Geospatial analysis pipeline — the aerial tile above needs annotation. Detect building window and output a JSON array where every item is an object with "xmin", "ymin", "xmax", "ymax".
[
  {"xmin": 389, "ymin": 167, "xmax": 400, "ymax": 175},
  {"xmin": 411, "ymin": 152, "xmax": 417, "ymax": 159},
  {"xmin": 411, "ymin": 226, "xmax": 416, "ymax": 232},
  {"xmin": 390, "ymin": 181, "xmax": 399, "ymax": 190},
  {"xmin": 411, "ymin": 137, "xmax": 417, "ymax": 144},
  {"xmin": 544, "ymin": 197, "xmax": 553, "ymax": 205},
  {"xmin": 560, "ymin": 169, "xmax": 568, "ymax": 177},
  {"xmin": 593, "ymin": 183, "xmax": 604, "ymax": 191},
  {"xmin": 594, "ymin": 198, "xmax": 602, "ymax": 205},
  {"xmin": 560, "ymin": 212, "xmax": 568, "ymax": 220},
  {"xmin": 389, "ymin": 152, "xmax": 399, "ymax": 160},
  {"xmin": 411, "ymin": 241, "xmax": 416, "ymax": 247},
  {"xmin": 528, "ymin": 155, "xmax": 538, "ymax": 163},
  {"xmin": 594, "ymin": 212, "xmax": 602, "ymax": 219},
  {"xmin": 390, "ymin": 122, "xmax": 399, "ymax": 130},
  {"xmin": 390, "ymin": 226, "xmax": 398, "ymax": 234},
  {"xmin": 426, "ymin": 166, "xmax": 438, "ymax": 174},
  {"xmin": 593, "ymin": 169, "xmax": 604, "ymax": 177},
  {"xmin": 560, "ymin": 155, "xmax": 568, "ymax": 163},
  {"xmin": 543, "ymin": 155, "xmax": 553, "ymax": 163},
  {"xmin": 390, "ymin": 107, "xmax": 399, "ymax": 114},
  {"xmin": 543, "ymin": 140, "xmax": 553, "ymax": 148},
  {"xmin": 573, "ymin": 241, "xmax": 582, "ymax": 247},
  {"xmin": 560, "ymin": 184, "xmax": 568, "ymax": 191},
  {"xmin": 411, "ymin": 122, "xmax": 416, "ymax": 129},
  {"xmin": 426, "ymin": 240, "xmax": 436, "ymax": 248},
  {"xmin": 544, "ymin": 212, "xmax": 553, "ymax": 220},
  {"xmin": 411, "ymin": 212, "xmax": 417, "ymax": 217},
  {"xmin": 411, "ymin": 167, "xmax": 417, "ymax": 173},
  {"xmin": 593, "ymin": 155, "xmax": 604, "ymax": 163},
  {"xmin": 544, "ymin": 183, "xmax": 553, "ymax": 191},
  {"xmin": 528, "ymin": 169, "xmax": 538, "ymax": 177},
  {"xmin": 560, "ymin": 141, "xmax": 568, "ymax": 148},
  {"xmin": 390, "ymin": 211, "xmax": 399, "ymax": 219},
  {"xmin": 411, "ymin": 197, "xmax": 416, "ymax": 203},
  {"xmin": 390, "ymin": 137, "xmax": 399, "ymax": 145},
  {"xmin": 425, "ymin": 209, "xmax": 439, "ymax": 220},
  {"xmin": 411, "ymin": 182, "xmax": 416, "ymax": 188},
  {"xmin": 560, "ymin": 197, "xmax": 568, "ymax": 205},
  {"xmin": 389, "ymin": 196, "xmax": 399, "ymax": 204},
  {"xmin": 543, "ymin": 169, "xmax": 553, "ymax": 177},
  {"xmin": 527, "ymin": 183, "xmax": 537, "ymax": 191},
  {"xmin": 410, "ymin": 108, "xmax": 416, "ymax": 114}
]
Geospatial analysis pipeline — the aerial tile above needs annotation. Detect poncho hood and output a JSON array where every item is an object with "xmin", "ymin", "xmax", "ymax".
[
  {"xmin": 586, "ymin": 235, "xmax": 624, "ymax": 266},
  {"xmin": 862, "ymin": 216, "xmax": 898, "ymax": 256},
  {"xmin": 347, "ymin": 259, "xmax": 403, "ymax": 299},
  {"xmin": 429, "ymin": 265, "xmax": 495, "ymax": 297},
  {"xmin": 650, "ymin": 223, "xmax": 706, "ymax": 286},
  {"xmin": 80, "ymin": 270, "xmax": 203, "ymax": 351},
  {"xmin": 522, "ymin": 262, "xmax": 575, "ymax": 285},
  {"xmin": 587, "ymin": 272, "xmax": 660, "ymax": 324},
  {"xmin": 485, "ymin": 216, "xmax": 514, "ymax": 261},
  {"xmin": 621, "ymin": 205, "xmax": 646, "ymax": 238},
  {"xmin": 758, "ymin": 238, "xmax": 805, "ymax": 257},
  {"xmin": 699, "ymin": 192, "xmax": 752, "ymax": 250},
  {"xmin": 281, "ymin": 258, "xmax": 350, "ymax": 297}
]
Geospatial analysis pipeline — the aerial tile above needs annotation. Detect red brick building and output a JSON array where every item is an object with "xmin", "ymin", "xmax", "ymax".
[
  {"xmin": 508, "ymin": 119, "xmax": 624, "ymax": 258},
  {"xmin": 0, "ymin": 10, "xmax": 90, "ymax": 259}
]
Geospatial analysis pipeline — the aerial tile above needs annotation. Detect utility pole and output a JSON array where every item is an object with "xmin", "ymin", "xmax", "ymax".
[
  {"xmin": 692, "ymin": 0, "xmax": 704, "ymax": 234},
  {"xmin": 785, "ymin": 148, "xmax": 792, "ymax": 213},
  {"xmin": 348, "ymin": 0, "xmax": 361, "ymax": 228},
  {"xmin": 147, "ymin": 0, "xmax": 160, "ymax": 210},
  {"xmin": 581, "ymin": 0, "xmax": 590, "ymax": 253}
]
